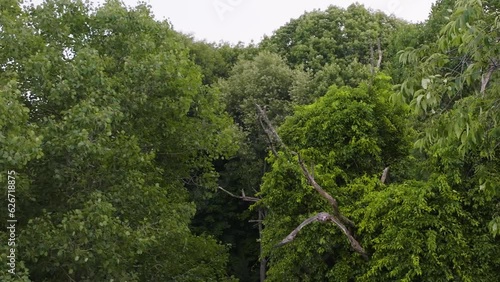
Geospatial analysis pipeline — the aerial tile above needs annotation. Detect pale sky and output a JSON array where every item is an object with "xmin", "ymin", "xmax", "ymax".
[{"xmin": 30, "ymin": 0, "xmax": 437, "ymax": 44}]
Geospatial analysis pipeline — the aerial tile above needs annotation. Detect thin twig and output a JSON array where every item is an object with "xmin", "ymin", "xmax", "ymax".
[{"xmin": 218, "ymin": 186, "xmax": 260, "ymax": 202}]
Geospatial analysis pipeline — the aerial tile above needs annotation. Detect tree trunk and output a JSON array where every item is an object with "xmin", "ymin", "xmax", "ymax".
[{"xmin": 259, "ymin": 208, "xmax": 266, "ymax": 282}]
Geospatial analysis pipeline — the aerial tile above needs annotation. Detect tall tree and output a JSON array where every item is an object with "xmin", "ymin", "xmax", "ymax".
[
  {"xmin": 0, "ymin": 0, "xmax": 238, "ymax": 281},
  {"xmin": 261, "ymin": 4, "xmax": 405, "ymax": 74},
  {"xmin": 203, "ymin": 51, "xmax": 307, "ymax": 281},
  {"xmin": 397, "ymin": 0, "xmax": 500, "ymax": 236},
  {"xmin": 259, "ymin": 75, "xmax": 411, "ymax": 280}
]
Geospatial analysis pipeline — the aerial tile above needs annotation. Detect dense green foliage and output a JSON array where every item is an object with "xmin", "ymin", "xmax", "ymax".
[
  {"xmin": 259, "ymin": 76, "xmax": 411, "ymax": 280},
  {"xmin": 0, "ymin": 0, "xmax": 238, "ymax": 281},
  {"xmin": 1, "ymin": 0, "xmax": 499, "ymax": 281},
  {"xmin": 397, "ymin": 0, "xmax": 500, "ymax": 236},
  {"xmin": 256, "ymin": 1, "xmax": 499, "ymax": 281},
  {"xmin": 260, "ymin": 4, "xmax": 403, "ymax": 72}
]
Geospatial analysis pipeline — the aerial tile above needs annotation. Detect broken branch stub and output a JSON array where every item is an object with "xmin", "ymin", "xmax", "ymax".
[{"xmin": 380, "ymin": 167, "xmax": 389, "ymax": 184}]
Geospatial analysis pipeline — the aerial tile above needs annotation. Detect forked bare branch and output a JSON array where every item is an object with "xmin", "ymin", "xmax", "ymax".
[
  {"xmin": 276, "ymin": 212, "xmax": 368, "ymax": 260},
  {"xmin": 256, "ymin": 104, "xmax": 367, "ymax": 259},
  {"xmin": 276, "ymin": 212, "xmax": 331, "ymax": 247}
]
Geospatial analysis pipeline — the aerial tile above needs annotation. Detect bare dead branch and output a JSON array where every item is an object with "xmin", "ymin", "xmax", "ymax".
[
  {"xmin": 327, "ymin": 214, "xmax": 369, "ymax": 260},
  {"xmin": 370, "ymin": 43, "xmax": 375, "ymax": 76},
  {"xmin": 256, "ymin": 104, "xmax": 286, "ymax": 150},
  {"xmin": 256, "ymin": 104, "xmax": 367, "ymax": 258},
  {"xmin": 297, "ymin": 157, "xmax": 339, "ymax": 210},
  {"xmin": 377, "ymin": 37, "xmax": 383, "ymax": 69},
  {"xmin": 481, "ymin": 61, "xmax": 497, "ymax": 94},
  {"xmin": 218, "ymin": 186, "xmax": 260, "ymax": 202},
  {"xmin": 297, "ymin": 157, "xmax": 356, "ymax": 228},
  {"xmin": 276, "ymin": 212, "xmax": 331, "ymax": 247},
  {"xmin": 257, "ymin": 104, "xmax": 343, "ymax": 217},
  {"xmin": 259, "ymin": 116, "xmax": 279, "ymax": 157},
  {"xmin": 276, "ymin": 212, "xmax": 369, "ymax": 260},
  {"xmin": 380, "ymin": 167, "xmax": 389, "ymax": 184}
]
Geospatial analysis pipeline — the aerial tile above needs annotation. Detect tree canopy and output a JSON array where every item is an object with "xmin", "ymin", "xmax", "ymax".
[
  {"xmin": 1, "ymin": 0, "xmax": 499, "ymax": 281},
  {"xmin": 1, "ymin": 0, "xmax": 238, "ymax": 281}
]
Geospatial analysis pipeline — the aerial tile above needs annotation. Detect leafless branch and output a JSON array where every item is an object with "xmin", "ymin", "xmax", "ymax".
[
  {"xmin": 256, "ymin": 104, "xmax": 367, "ymax": 259},
  {"xmin": 481, "ymin": 60, "xmax": 498, "ymax": 95},
  {"xmin": 377, "ymin": 38, "xmax": 383, "ymax": 69},
  {"xmin": 296, "ymin": 156, "xmax": 354, "ymax": 227},
  {"xmin": 276, "ymin": 212, "xmax": 369, "ymax": 260},
  {"xmin": 380, "ymin": 167, "xmax": 389, "ymax": 184},
  {"xmin": 218, "ymin": 186, "xmax": 260, "ymax": 202},
  {"xmin": 370, "ymin": 43, "xmax": 375, "ymax": 76},
  {"xmin": 256, "ymin": 104, "xmax": 355, "ymax": 228},
  {"xmin": 297, "ymin": 157, "xmax": 338, "ymax": 210},
  {"xmin": 276, "ymin": 212, "xmax": 331, "ymax": 247},
  {"xmin": 256, "ymin": 105, "xmax": 284, "ymax": 147},
  {"xmin": 259, "ymin": 116, "xmax": 279, "ymax": 157},
  {"xmin": 327, "ymin": 214, "xmax": 369, "ymax": 260}
]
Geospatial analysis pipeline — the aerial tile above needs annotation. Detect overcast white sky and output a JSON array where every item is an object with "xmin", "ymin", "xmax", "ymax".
[{"xmin": 31, "ymin": 0, "xmax": 437, "ymax": 44}]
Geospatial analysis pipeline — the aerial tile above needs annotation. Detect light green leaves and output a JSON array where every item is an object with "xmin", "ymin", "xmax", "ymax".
[{"xmin": 260, "ymin": 75, "xmax": 410, "ymax": 280}]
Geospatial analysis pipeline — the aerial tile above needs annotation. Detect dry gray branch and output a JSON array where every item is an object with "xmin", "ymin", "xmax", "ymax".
[
  {"xmin": 380, "ymin": 167, "xmax": 389, "ymax": 184},
  {"xmin": 276, "ymin": 212, "xmax": 369, "ymax": 260},
  {"xmin": 218, "ymin": 186, "xmax": 260, "ymax": 202},
  {"xmin": 481, "ymin": 60, "xmax": 498, "ymax": 94},
  {"xmin": 276, "ymin": 212, "xmax": 331, "ymax": 247},
  {"xmin": 377, "ymin": 37, "xmax": 383, "ymax": 69},
  {"xmin": 256, "ymin": 104, "xmax": 367, "ymax": 259}
]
